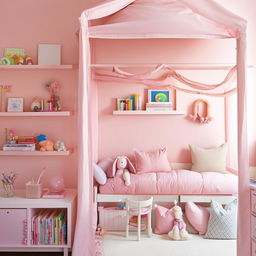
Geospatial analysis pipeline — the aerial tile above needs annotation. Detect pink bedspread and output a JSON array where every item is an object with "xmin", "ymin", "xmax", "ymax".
[{"xmin": 99, "ymin": 170, "xmax": 238, "ymax": 195}]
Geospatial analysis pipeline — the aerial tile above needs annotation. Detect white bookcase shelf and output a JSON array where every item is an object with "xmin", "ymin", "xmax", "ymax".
[
  {"xmin": 113, "ymin": 110, "xmax": 185, "ymax": 115},
  {"xmin": 0, "ymin": 111, "xmax": 71, "ymax": 117},
  {"xmin": 0, "ymin": 150, "xmax": 71, "ymax": 156},
  {"xmin": 0, "ymin": 189, "xmax": 77, "ymax": 256},
  {"xmin": 0, "ymin": 65, "xmax": 75, "ymax": 71}
]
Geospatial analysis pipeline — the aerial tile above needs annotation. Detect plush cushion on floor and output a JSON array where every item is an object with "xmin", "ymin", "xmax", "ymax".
[
  {"xmin": 185, "ymin": 201, "xmax": 210, "ymax": 235},
  {"xmin": 204, "ymin": 199, "xmax": 237, "ymax": 239},
  {"xmin": 189, "ymin": 144, "xmax": 227, "ymax": 173},
  {"xmin": 182, "ymin": 214, "xmax": 199, "ymax": 234},
  {"xmin": 134, "ymin": 148, "xmax": 171, "ymax": 174},
  {"xmin": 154, "ymin": 205, "xmax": 174, "ymax": 234}
]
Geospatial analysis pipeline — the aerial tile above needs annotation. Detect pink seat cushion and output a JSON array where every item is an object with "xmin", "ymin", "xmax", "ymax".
[
  {"xmin": 134, "ymin": 148, "xmax": 171, "ymax": 174},
  {"xmin": 128, "ymin": 207, "xmax": 151, "ymax": 215},
  {"xmin": 185, "ymin": 201, "xmax": 210, "ymax": 235},
  {"xmin": 154, "ymin": 205, "xmax": 174, "ymax": 234}
]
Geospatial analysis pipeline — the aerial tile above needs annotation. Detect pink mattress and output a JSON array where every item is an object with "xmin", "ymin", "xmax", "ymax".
[{"xmin": 99, "ymin": 170, "xmax": 238, "ymax": 195}]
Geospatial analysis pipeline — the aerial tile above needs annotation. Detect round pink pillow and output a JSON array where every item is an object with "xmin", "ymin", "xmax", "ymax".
[{"xmin": 185, "ymin": 201, "xmax": 210, "ymax": 235}]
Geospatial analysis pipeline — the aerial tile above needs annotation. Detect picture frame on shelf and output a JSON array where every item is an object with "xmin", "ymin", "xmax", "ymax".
[
  {"xmin": 7, "ymin": 97, "xmax": 24, "ymax": 112},
  {"xmin": 148, "ymin": 89, "xmax": 170, "ymax": 103},
  {"xmin": 117, "ymin": 98, "xmax": 127, "ymax": 111}
]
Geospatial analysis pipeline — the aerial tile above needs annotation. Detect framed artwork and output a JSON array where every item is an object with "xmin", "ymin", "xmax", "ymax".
[
  {"xmin": 7, "ymin": 98, "xmax": 24, "ymax": 112},
  {"xmin": 148, "ymin": 90, "xmax": 170, "ymax": 103},
  {"xmin": 117, "ymin": 98, "xmax": 127, "ymax": 111}
]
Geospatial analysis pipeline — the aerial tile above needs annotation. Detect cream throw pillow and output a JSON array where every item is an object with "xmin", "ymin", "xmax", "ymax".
[{"xmin": 189, "ymin": 144, "xmax": 227, "ymax": 173}]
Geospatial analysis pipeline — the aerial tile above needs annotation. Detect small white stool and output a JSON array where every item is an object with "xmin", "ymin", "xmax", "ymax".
[{"xmin": 125, "ymin": 197, "xmax": 153, "ymax": 241}]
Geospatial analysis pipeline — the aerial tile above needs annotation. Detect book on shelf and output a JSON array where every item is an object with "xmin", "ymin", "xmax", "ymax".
[
  {"xmin": 3, "ymin": 143, "xmax": 36, "ymax": 151},
  {"xmin": 31, "ymin": 209, "xmax": 67, "ymax": 245},
  {"xmin": 117, "ymin": 93, "xmax": 142, "ymax": 111},
  {"xmin": 146, "ymin": 102, "xmax": 173, "ymax": 111},
  {"xmin": 42, "ymin": 189, "xmax": 66, "ymax": 199}
]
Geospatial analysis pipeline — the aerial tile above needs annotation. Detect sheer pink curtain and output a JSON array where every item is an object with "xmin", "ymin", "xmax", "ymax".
[{"xmin": 72, "ymin": 14, "xmax": 95, "ymax": 256}]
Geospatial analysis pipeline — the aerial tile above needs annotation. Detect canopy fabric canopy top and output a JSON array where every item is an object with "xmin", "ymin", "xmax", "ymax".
[
  {"xmin": 74, "ymin": 1, "xmax": 249, "ymax": 256},
  {"xmin": 85, "ymin": 0, "xmax": 247, "ymax": 39}
]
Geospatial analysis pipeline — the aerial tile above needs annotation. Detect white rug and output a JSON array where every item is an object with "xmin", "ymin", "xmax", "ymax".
[{"xmin": 103, "ymin": 232, "xmax": 236, "ymax": 256}]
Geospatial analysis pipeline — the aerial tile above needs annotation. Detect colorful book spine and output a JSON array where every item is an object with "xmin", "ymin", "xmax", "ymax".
[{"xmin": 31, "ymin": 210, "xmax": 67, "ymax": 245}]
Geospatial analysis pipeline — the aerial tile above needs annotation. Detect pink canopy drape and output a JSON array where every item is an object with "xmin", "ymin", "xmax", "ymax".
[{"xmin": 75, "ymin": 1, "xmax": 249, "ymax": 255}]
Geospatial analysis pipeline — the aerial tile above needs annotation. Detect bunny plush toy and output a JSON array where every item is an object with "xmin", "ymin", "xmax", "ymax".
[{"xmin": 112, "ymin": 156, "xmax": 136, "ymax": 186}]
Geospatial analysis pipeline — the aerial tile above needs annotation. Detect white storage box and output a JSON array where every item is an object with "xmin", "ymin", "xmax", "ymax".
[{"xmin": 98, "ymin": 207, "xmax": 127, "ymax": 231}]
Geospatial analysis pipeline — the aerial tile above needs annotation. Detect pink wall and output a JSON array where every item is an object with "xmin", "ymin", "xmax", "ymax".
[
  {"xmin": 0, "ymin": 0, "xmax": 82, "ymax": 189},
  {"xmin": 93, "ymin": 39, "xmax": 232, "ymax": 163}
]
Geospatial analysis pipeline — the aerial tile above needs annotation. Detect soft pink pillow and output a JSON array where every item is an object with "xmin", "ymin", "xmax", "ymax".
[
  {"xmin": 134, "ymin": 148, "xmax": 171, "ymax": 173},
  {"xmin": 154, "ymin": 205, "xmax": 174, "ymax": 234},
  {"xmin": 185, "ymin": 201, "xmax": 210, "ymax": 235},
  {"xmin": 98, "ymin": 158, "xmax": 114, "ymax": 178}
]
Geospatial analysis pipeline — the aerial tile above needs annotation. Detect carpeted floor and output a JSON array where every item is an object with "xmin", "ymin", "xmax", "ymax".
[{"xmin": 103, "ymin": 232, "xmax": 236, "ymax": 256}]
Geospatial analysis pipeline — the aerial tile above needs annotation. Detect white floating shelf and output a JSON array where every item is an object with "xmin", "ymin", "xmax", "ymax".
[
  {"xmin": 0, "ymin": 64, "xmax": 75, "ymax": 70},
  {"xmin": 0, "ymin": 150, "xmax": 70, "ymax": 156},
  {"xmin": 0, "ymin": 111, "xmax": 71, "ymax": 117},
  {"xmin": 113, "ymin": 110, "xmax": 185, "ymax": 115}
]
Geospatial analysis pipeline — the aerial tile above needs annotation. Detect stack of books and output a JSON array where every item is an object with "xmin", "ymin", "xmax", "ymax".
[
  {"xmin": 31, "ymin": 209, "xmax": 67, "ymax": 245},
  {"xmin": 3, "ymin": 143, "xmax": 35, "ymax": 151},
  {"xmin": 3, "ymin": 136, "xmax": 36, "ymax": 151},
  {"xmin": 129, "ymin": 215, "xmax": 147, "ymax": 230},
  {"xmin": 146, "ymin": 102, "xmax": 173, "ymax": 111},
  {"xmin": 117, "ymin": 93, "xmax": 142, "ymax": 111},
  {"xmin": 42, "ymin": 189, "xmax": 65, "ymax": 199}
]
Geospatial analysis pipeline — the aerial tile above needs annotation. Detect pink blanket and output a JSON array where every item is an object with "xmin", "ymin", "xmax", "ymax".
[{"xmin": 99, "ymin": 170, "xmax": 238, "ymax": 195}]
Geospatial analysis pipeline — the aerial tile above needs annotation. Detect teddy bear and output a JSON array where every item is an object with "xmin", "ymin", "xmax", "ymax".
[
  {"xmin": 37, "ymin": 134, "xmax": 54, "ymax": 151},
  {"xmin": 168, "ymin": 200, "xmax": 190, "ymax": 240},
  {"xmin": 112, "ymin": 156, "xmax": 135, "ymax": 186},
  {"xmin": 39, "ymin": 140, "xmax": 54, "ymax": 151}
]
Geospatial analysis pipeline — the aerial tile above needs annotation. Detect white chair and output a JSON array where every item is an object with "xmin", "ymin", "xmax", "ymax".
[{"xmin": 125, "ymin": 197, "xmax": 153, "ymax": 241}]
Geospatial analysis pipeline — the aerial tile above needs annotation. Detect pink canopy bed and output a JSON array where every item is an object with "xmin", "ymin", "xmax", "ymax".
[{"xmin": 73, "ymin": 0, "xmax": 249, "ymax": 255}]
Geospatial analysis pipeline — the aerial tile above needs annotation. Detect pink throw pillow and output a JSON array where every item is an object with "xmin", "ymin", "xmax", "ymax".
[
  {"xmin": 154, "ymin": 205, "xmax": 175, "ymax": 234},
  {"xmin": 185, "ymin": 201, "xmax": 210, "ymax": 235},
  {"xmin": 98, "ymin": 158, "xmax": 114, "ymax": 178},
  {"xmin": 134, "ymin": 148, "xmax": 171, "ymax": 173}
]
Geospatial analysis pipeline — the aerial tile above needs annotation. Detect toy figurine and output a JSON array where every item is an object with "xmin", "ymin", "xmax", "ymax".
[
  {"xmin": 54, "ymin": 141, "xmax": 67, "ymax": 151},
  {"xmin": 25, "ymin": 56, "xmax": 33, "ymax": 65}
]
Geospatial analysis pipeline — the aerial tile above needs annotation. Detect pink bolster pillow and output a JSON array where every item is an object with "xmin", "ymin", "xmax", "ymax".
[
  {"xmin": 134, "ymin": 148, "xmax": 171, "ymax": 174},
  {"xmin": 185, "ymin": 201, "xmax": 210, "ymax": 235},
  {"xmin": 154, "ymin": 205, "xmax": 174, "ymax": 234}
]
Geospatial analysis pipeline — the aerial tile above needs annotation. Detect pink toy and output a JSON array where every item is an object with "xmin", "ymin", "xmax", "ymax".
[
  {"xmin": 168, "ymin": 201, "xmax": 189, "ymax": 240},
  {"xmin": 95, "ymin": 225, "xmax": 106, "ymax": 236},
  {"xmin": 112, "ymin": 156, "xmax": 135, "ymax": 186},
  {"xmin": 25, "ymin": 56, "xmax": 33, "ymax": 65}
]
